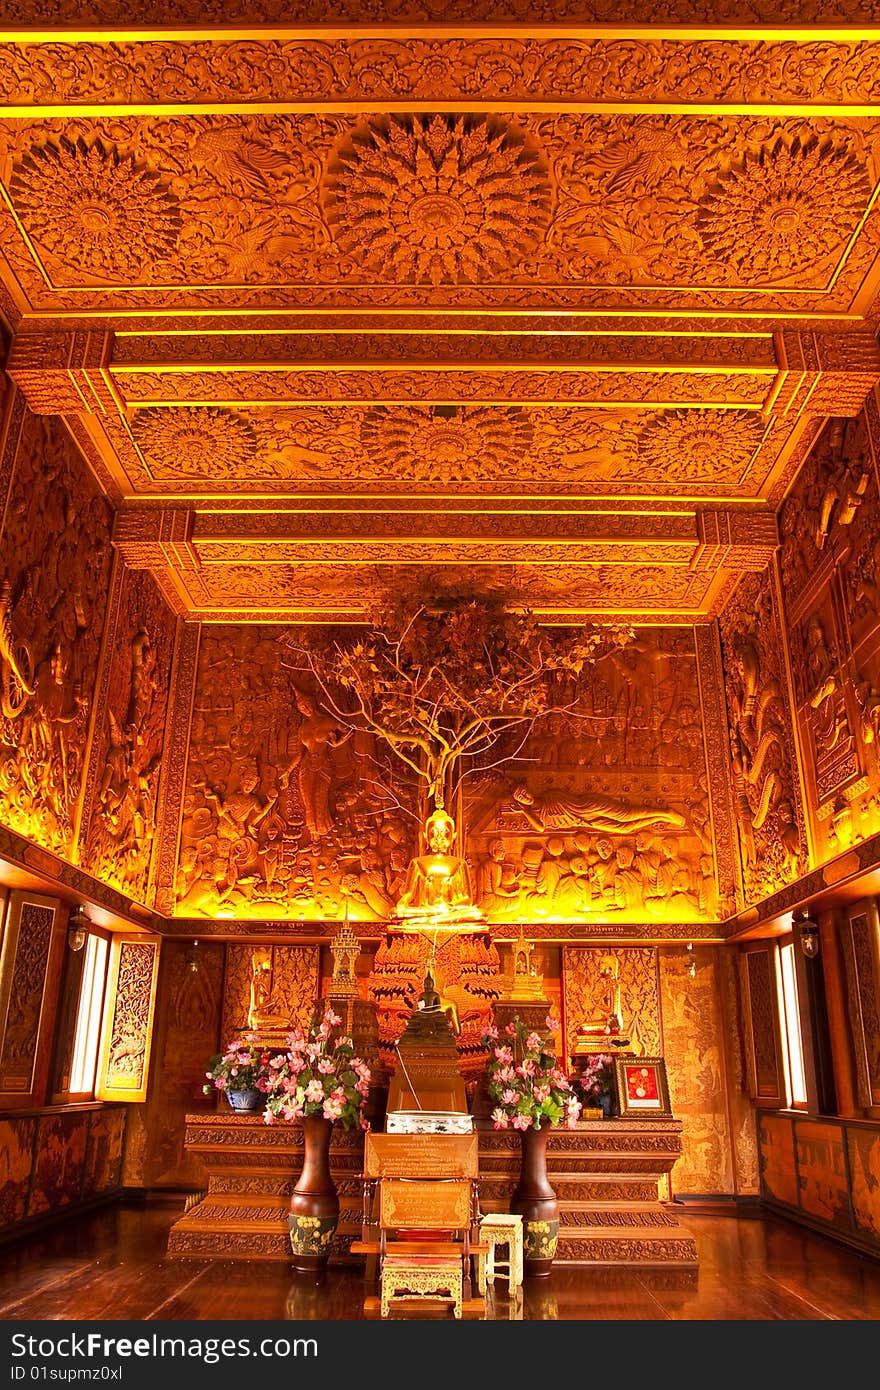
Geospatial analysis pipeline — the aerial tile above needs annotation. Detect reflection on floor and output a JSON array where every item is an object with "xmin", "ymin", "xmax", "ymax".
[{"xmin": 2, "ymin": 1198, "xmax": 880, "ymax": 1321}]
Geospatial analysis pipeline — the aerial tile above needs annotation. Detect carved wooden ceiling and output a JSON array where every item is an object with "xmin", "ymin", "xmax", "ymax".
[{"xmin": 2, "ymin": 8, "xmax": 880, "ymax": 622}]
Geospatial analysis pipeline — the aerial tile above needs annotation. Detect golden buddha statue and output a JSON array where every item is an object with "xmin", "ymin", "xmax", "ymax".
[
  {"xmin": 247, "ymin": 947, "xmax": 292, "ymax": 1044},
  {"xmin": 393, "ymin": 808, "xmax": 485, "ymax": 928},
  {"xmin": 573, "ymin": 953, "xmax": 630, "ymax": 1051}
]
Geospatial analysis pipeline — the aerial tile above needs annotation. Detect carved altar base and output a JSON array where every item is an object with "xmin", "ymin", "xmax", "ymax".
[
  {"xmin": 167, "ymin": 1113, "xmax": 697, "ymax": 1268},
  {"xmin": 478, "ymin": 1118, "xmax": 697, "ymax": 1267},
  {"xmin": 166, "ymin": 1114, "xmax": 365, "ymax": 1261}
]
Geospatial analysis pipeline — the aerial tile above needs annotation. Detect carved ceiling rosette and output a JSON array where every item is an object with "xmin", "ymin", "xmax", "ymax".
[
  {"xmin": 322, "ymin": 114, "xmax": 552, "ymax": 284},
  {"xmin": 133, "ymin": 408, "xmax": 258, "ymax": 479},
  {"xmin": 360, "ymin": 405, "xmax": 534, "ymax": 483},
  {"xmin": 9, "ymin": 136, "xmax": 182, "ymax": 284},
  {"xmin": 626, "ymin": 409, "xmax": 765, "ymax": 482},
  {"xmin": 696, "ymin": 136, "xmax": 871, "ymax": 286}
]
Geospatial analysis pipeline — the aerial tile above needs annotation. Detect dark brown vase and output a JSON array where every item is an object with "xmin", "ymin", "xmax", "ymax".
[
  {"xmin": 288, "ymin": 1114, "xmax": 339, "ymax": 1273},
  {"xmin": 510, "ymin": 1121, "xmax": 559, "ymax": 1277}
]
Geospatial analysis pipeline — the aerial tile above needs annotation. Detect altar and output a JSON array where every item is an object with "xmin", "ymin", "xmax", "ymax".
[{"xmin": 166, "ymin": 1112, "xmax": 697, "ymax": 1268}]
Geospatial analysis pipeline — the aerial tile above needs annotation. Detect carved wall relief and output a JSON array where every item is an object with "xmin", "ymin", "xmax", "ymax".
[
  {"xmin": 561, "ymin": 946, "xmax": 661, "ymax": 1061},
  {"xmin": 658, "ymin": 946, "xmax": 735, "ymax": 1196},
  {"xmin": 778, "ymin": 405, "xmax": 880, "ymax": 859},
  {"xmin": 718, "ymin": 568, "xmax": 807, "ymax": 903},
  {"xmin": 176, "ymin": 626, "xmax": 416, "ymax": 919},
  {"xmin": 466, "ymin": 628, "xmax": 717, "ymax": 923},
  {"xmin": 121, "ymin": 938, "xmax": 224, "ymax": 1190},
  {"xmin": 0, "ymin": 404, "xmax": 114, "ymax": 857},
  {"xmin": 79, "ymin": 569, "xmax": 177, "ymax": 903}
]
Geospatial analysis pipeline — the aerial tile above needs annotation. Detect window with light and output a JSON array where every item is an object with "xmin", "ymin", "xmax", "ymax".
[
  {"xmin": 777, "ymin": 940, "xmax": 807, "ymax": 1108},
  {"xmin": 69, "ymin": 933, "xmax": 109, "ymax": 1096}
]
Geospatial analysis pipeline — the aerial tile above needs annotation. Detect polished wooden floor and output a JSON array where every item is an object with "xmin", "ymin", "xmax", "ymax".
[{"xmin": 1, "ymin": 1198, "xmax": 880, "ymax": 1321}]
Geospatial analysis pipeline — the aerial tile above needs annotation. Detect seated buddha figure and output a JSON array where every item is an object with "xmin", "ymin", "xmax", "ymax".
[
  {"xmin": 394, "ymin": 808, "xmax": 485, "ymax": 926},
  {"xmin": 575, "ymin": 954, "xmax": 628, "ymax": 1045}
]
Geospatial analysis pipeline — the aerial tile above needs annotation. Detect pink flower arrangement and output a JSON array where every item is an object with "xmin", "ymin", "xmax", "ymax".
[
  {"xmin": 480, "ymin": 1014, "xmax": 581, "ymax": 1131},
  {"xmin": 203, "ymin": 1033, "xmax": 267, "ymax": 1096},
  {"xmin": 261, "ymin": 1007, "xmax": 372, "ymax": 1130},
  {"xmin": 573, "ymin": 1053, "xmax": 615, "ymax": 1106}
]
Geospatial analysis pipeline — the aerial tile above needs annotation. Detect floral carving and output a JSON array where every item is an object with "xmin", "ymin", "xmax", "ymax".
[
  {"xmin": 133, "ymin": 408, "xmax": 258, "ymax": 479},
  {"xmin": 360, "ymin": 405, "xmax": 534, "ymax": 483},
  {"xmin": 627, "ymin": 410, "xmax": 764, "ymax": 482},
  {"xmin": 697, "ymin": 136, "xmax": 871, "ymax": 284},
  {"xmin": 9, "ymin": 137, "xmax": 181, "ymax": 283},
  {"xmin": 322, "ymin": 115, "xmax": 552, "ymax": 284}
]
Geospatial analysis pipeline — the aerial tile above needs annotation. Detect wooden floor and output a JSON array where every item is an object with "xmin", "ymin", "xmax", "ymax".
[{"xmin": 2, "ymin": 1197, "xmax": 880, "ymax": 1321}]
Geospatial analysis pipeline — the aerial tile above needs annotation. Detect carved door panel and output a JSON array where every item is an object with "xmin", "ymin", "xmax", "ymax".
[
  {"xmin": 0, "ymin": 890, "xmax": 66, "ymax": 1106},
  {"xmin": 740, "ymin": 943, "xmax": 786, "ymax": 1108},
  {"xmin": 839, "ymin": 898, "xmax": 880, "ymax": 1110},
  {"xmin": 96, "ymin": 934, "xmax": 161, "ymax": 1103}
]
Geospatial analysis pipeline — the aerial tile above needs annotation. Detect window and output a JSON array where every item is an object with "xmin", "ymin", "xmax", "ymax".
[
  {"xmin": 777, "ymin": 939, "xmax": 807, "ymax": 1108},
  {"xmin": 69, "ymin": 933, "xmax": 109, "ymax": 1096}
]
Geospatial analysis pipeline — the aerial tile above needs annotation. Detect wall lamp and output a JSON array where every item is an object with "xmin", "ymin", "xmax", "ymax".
[
  {"xmin": 798, "ymin": 918, "xmax": 820, "ymax": 959},
  {"xmin": 67, "ymin": 906, "xmax": 91, "ymax": 953}
]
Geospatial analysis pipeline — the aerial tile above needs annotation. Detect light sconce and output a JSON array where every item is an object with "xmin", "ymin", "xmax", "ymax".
[
  {"xmin": 798, "ymin": 919, "xmax": 820, "ymax": 959},
  {"xmin": 67, "ymin": 907, "xmax": 90, "ymax": 953},
  {"xmin": 186, "ymin": 938, "xmax": 200, "ymax": 974},
  {"xmin": 686, "ymin": 942, "xmax": 697, "ymax": 979}
]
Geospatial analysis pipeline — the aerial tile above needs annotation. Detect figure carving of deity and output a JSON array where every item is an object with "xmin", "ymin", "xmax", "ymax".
[
  {"xmin": 512, "ymin": 784, "xmax": 685, "ymax": 836},
  {"xmin": 287, "ymin": 689, "xmax": 352, "ymax": 840}
]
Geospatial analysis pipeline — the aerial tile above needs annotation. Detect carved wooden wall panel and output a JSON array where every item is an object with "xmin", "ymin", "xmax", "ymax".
[
  {"xmin": 0, "ymin": 891, "xmax": 65, "ymax": 1106},
  {"xmin": 468, "ymin": 627, "xmax": 718, "ymax": 926},
  {"xmin": 740, "ymin": 944, "xmax": 785, "ymax": 1107},
  {"xmin": 658, "ymin": 945, "xmax": 735, "ymax": 1196},
  {"xmin": 78, "ymin": 567, "xmax": 177, "ymax": 904},
  {"xmin": 221, "ymin": 944, "xmax": 319, "ymax": 1040},
  {"xmin": 718, "ymin": 946, "xmax": 760, "ymax": 1195},
  {"xmin": 122, "ymin": 938, "xmax": 224, "ymax": 1190},
  {"xmin": 839, "ymin": 898, "xmax": 880, "ymax": 1109},
  {"xmin": 561, "ymin": 946, "xmax": 661, "ymax": 1061},
  {"xmin": 0, "ymin": 398, "xmax": 114, "ymax": 857},
  {"xmin": 718, "ymin": 567, "xmax": 808, "ymax": 904},
  {"xmin": 177, "ymin": 625, "xmax": 417, "ymax": 920},
  {"xmin": 778, "ymin": 400, "xmax": 880, "ymax": 862},
  {"xmin": 96, "ymin": 935, "xmax": 160, "ymax": 1103}
]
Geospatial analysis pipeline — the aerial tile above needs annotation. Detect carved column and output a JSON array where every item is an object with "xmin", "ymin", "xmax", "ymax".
[
  {"xmin": 694, "ymin": 622, "xmax": 742, "ymax": 915},
  {"xmin": 150, "ymin": 621, "xmax": 200, "ymax": 915}
]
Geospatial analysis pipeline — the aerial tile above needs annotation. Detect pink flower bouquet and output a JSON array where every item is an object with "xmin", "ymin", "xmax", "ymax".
[
  {"xmin": 480, "ymin": 1013, "xmax": 581, "ymax": 1131},
  {"xmin": 261, "ymin": 1007, "xmax": 371, "ymax": 1130}
]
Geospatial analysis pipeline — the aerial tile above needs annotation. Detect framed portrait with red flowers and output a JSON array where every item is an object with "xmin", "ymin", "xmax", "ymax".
[{"xmin": 613, "ymin": 1057, "xmax": 672, "ymax": 1118}]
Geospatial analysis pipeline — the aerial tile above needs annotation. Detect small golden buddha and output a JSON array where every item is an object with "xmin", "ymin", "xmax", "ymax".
[
  {"xmin": 247, "ymin": 947, "xmax": 291, "ymax": 1044},
  {"xmin": 574, "ymin": 954, "xmax": 630, "ymax": 1050}
]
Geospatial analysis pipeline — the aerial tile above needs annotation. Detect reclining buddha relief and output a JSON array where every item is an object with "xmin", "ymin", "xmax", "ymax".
[{"xmin": 465, "ymin": 629, "xmax": 717, "ymax": 923}]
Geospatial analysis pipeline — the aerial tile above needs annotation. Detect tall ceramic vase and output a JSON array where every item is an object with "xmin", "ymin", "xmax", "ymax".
[
  {"xmin": 510, "ymin": 1121, "xmax": 559, "ymax": 1277},
  {"xmin": 288, "ymin": 1114, "xmax": 339, "ymax": 1273}
]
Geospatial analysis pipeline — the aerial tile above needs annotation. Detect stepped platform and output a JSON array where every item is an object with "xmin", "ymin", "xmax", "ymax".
[{"xmin": 167, "ymin": 1113, "xmax": 697, "ymax": 1268}]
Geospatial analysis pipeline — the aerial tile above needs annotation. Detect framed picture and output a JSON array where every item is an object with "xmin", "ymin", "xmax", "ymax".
[{"xmin": 614, "ymin": 1057, "xmax": 672, "ymax": 1118}]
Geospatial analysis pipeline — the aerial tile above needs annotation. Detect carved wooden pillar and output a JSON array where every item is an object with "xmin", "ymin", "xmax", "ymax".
[{"xmin": 149, "ymin": 621, "xmax": 200, "ymax": 915}]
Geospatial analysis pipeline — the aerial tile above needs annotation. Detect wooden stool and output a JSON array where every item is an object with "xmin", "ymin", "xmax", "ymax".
[{"xmin": 476, "ymin": 1214, "xmax": 524, "ymax": 1296}]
